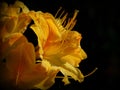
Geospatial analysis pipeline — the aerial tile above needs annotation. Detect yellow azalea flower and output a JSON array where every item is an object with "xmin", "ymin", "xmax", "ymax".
[{"xmin": 29, "ymin": 7, "xmax": 87, "ymax": 85}]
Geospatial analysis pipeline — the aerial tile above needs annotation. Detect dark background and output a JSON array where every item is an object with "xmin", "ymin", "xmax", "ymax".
[{"xmin": 1, "ymin": 0, "xmax": 120, "ymax": 90}]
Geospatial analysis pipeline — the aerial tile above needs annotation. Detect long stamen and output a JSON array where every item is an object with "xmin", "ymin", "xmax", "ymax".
[
  {"xmin": 55, "ymin": 7, "xmax": 62, "ymax": 18},
  {"xmin": 59, "ymin": 10, "xmax": 65, "ymax": 18},
  {"xmin": 56, "ymin": 76, "xmax": 72, "ymax": 79},
  {"xmin": 65, "ymin": 10, "xmax": 79, "ymax": 30},
  {"xmin": 84, "ymin": 67, "xmax": 98, "ymax": 77},
  {"xmin": 56, "ymin": 68, "xmax": 98, "ymax": 79},
  {"xmin": 69, "ymin": 19, "xmax": 77, "ymax": 30},
  {"xmin": 61, "ymin": 13, "xmax": 68, "ymax": 25}
]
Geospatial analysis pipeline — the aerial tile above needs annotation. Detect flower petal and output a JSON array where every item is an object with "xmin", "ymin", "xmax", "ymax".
[
  {"xmin": 0, "ymin": 1, "xmax": 31, "ymax": 41},
  {"xmin": 0, "ymin": 33, "xmax": 27, "ymax": 61},
  {"xmin": 29, "ymin": 11, "xmax": 49, "ymax": 56},
  {"xmin": 4, "ymin": 37, "xmax": 50, "ymax": 89},
  {"xmin": 5, "ymin": 36, "xmax": 36, "ymax": 83},
  {"xmin": 59, "ymin": 62, "xmax": 84, "ymax": 84},
  {"xmin": 34, "ymin": 60, "xmax": 59, "ymax": 90}
]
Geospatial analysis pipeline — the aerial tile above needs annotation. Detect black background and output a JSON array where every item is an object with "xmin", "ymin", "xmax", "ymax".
[{"xmin": 0, "ymin": 0, "xmax": 120, "ymax": 90}]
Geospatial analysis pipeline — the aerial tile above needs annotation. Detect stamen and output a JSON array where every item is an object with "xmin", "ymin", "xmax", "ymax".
[
  {"xmin": 65, "ymin": 10, "xmax": 79, "ymax": 30},
  {"xmin": 59, "ymin": 10, "xmax": 65, "ymax": 18},
  {"xmin": 56, "ymin": 76, "xmax": 72, "ymax": 79},
  {"xmin": 61, "ymin": 13, "xmax": 68, "ymax": 25},
  {"xmin": 55, "ymin": 7, "xmax": 62, "ymax": 18},
  {"xmin": 56, "ymin": 68, "xmax": 98, "ymax": 79},
  {"xmin": 62, "ymin": 19, "xmax": 67, "ymax": 27},
  {"xmin": 84, "ymin": 67, "xmax": 98, "ymax": 77},
  {"xmin": 69, "ymin": 19, "xmax": 77, "ymax": 30}
]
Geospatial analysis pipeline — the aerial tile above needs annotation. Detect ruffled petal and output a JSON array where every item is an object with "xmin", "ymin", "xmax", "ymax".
[
  {"xmin": 44, "ymin": 55, "xmax": 84, "ymax": 85},
  {"xmin": 34, "ymin": 60, "xmax": 59, "ymax": 90},
  {"xmin": 28, "ymin": 11, "xmax": 49, "ymax": 57},
  {"xmin": 59, "ymin": 62, "xmax": 84, "ymax": 84},
  {"xmin": 0, "ymin": 1, "xmax": 31, "ymax": 42},
  {"xmin": 3, "ymin": 35, "xmax": 50, "ymax": 89},
  {"xmin": 0, "ymin": 33, "xmax": 27, "ymax": 61}
]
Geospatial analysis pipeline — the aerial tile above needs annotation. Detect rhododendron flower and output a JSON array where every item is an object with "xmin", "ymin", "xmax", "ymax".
[
  {"xmin": 29, "ymin": 10, "xmax": 87, "ymax": 85},
  {"xmin": 0, "ymin": 1, "xmax": 89, "ymax": 89}
]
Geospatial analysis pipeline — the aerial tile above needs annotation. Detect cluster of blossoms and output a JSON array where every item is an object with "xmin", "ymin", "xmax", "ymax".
[{"xmin": 0, "ymin": 1, "xmax": 87, "ymax": 89}]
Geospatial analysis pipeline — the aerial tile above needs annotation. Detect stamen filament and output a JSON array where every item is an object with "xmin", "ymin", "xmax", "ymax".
[
  {"xmin": 65, "ymin": 10, "xmax": 79, "ymax": 30},
  {"xmin": 56, "ymin": 76, "xmax": 72, "ymax": 79},
  {"xmin": 55, "ymin": 7, "xmax": 62, "ymax": 18},
  {"xmin": 59, "ymin": 10, "xmax": 65, "ymax": 18},
  {"xmin": 69, "ymin": 19, "xmax": 77, "ymax": 30},
  {"xmin": 61, "ymin": 13, "xmax": 68, "ymax": 25},
  {"xmin": 56, "ymin": 68, "xmax": 98, "ymax": 79},
  {"xmin": 84, "ymin": 67, "xmax": 98, "ymax": 77}
]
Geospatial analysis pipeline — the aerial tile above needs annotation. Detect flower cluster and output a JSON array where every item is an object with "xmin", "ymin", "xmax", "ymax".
[{"xmin": 0, "ymin": 1, "xmax": 87, "ymax": 89}]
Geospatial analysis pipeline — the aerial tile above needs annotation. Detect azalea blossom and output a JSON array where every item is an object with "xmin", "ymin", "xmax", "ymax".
[
  {"xmin": 0, "ymin": 1, "xmax": 88, "ymax": 89},
  {"xmin": 29, "ymin": 9, "xmax": 87, "ymax": 85}
]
